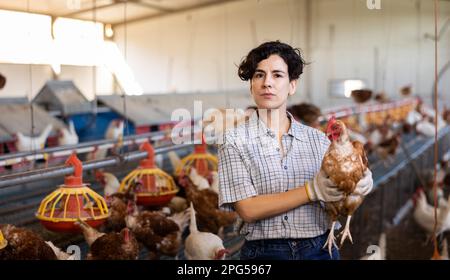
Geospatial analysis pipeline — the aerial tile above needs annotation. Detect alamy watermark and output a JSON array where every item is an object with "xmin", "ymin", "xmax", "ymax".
[
  {"xmin": 366, "ymin": 0, "xmax": 381, "ymax": 10},
  {"xmin": 170, "ymin": 101, "xmax": 282, "ymax": 146}
]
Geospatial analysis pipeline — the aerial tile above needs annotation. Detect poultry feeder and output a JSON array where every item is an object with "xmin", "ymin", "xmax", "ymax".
[
  {"xmin": 119, "ymin": 141, "xmax": 179, "ymax": 206},
  {"xmin": 174, "ymin": 134, "xmax": 218, "ymax": 179},
  {"xmin": 35, "ymin": 153, "xmax": 109, "ymax": 233},
  {"xmin": 0, "ymin": 229, "xmax": 7, "ymax": 250}
]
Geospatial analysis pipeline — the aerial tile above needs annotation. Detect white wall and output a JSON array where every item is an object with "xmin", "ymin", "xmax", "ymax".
[
  {"xmin": 0, "ymin": 64, "xmax": 51, "ymax": 99},
  {"xmin": 1, "ymin": 0, "xmax": 449, "ymax": 108},
  {"xmin": 114, "ymin": 0, "xmax": 307, "ymax": 97},
  {"xmin": 0, "ymin": 64, "xmax": 114, "ymax": 100},
  {"xmin": 114, "ymin": 0, "xmax": 450, "ymax": 108}
]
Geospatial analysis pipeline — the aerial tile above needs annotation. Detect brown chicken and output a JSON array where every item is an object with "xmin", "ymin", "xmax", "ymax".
[
  {"xmin": 289, "ymin": 103, "xmax": 322, "ymax": 129},
  {"xmin": 0, "ymin": 224, "xmax": 57, "ymax": 260},
  {"xmin": 76, "ymin": 219, "xmax": 139, "ymax": 260},
  {"xmin": 184, "ymin": 176, "xmax": 237, "ymax": 235},
  {"xmin": 443, "ymin": 106, "xmax": 450, "ymax": 124},
  {"xmin": 103, "ymin": 195, "xmax": 128, "ymax": 232},
  {"xmin": 125, "ymin": 201, "xmax": 180, "ymax": 259},
  {"xmin": 158, "ymin": 210, "xmax": 190, "ymax": 258},
  {"xmin": 375, "ymin": 132, "xmax": 401, "ymax": 165},
  {"xmin": 321, "ymin": 117, "xmax": 369, "ymax": 255}
]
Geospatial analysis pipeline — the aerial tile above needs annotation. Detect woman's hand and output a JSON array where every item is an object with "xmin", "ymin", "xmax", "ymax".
[
  {"xmin": 354, "ymin": 169, "xmax": 374, "ymax": 196},
  {"xmin": 305, "ymin": 170, "xmax": 345, "ymax": 202}
]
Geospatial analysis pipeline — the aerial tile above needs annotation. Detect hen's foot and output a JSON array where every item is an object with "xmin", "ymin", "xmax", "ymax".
[
  {"xmin": 339, "ymin": 216, "xmax": 353, "ymax": 247},
  {"xmin": 323, "ymin": 221, "xmax": 338, "ymax": 258}
]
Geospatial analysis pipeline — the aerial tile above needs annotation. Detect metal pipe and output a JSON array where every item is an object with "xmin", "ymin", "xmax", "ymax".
[
  {"xmin": 0, "ymin": 202, "xmax": 39, "ymax": 216},
  {"xmin": 0, "ymin": 143, "xmax": 194, "ymax": 189},
  {"xmin": 0, "ymin": 130, "xmax": 168, "ymax": 161}
]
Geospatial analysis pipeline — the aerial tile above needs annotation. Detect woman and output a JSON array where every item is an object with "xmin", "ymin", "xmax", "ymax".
[{"xmin": 217, "ymin": 41, "xmax": 373, "ymax": 260}]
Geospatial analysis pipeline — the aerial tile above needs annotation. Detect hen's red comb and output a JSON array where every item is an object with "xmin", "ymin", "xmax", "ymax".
[{"xmin": 326, "ymin": 116, "xmax": 337, "ymax": 132}]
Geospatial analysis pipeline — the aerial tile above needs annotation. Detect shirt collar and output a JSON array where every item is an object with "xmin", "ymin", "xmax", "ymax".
[{"xmin": 246, "ymin": 110, "xmax": 308, "ymax": 142}]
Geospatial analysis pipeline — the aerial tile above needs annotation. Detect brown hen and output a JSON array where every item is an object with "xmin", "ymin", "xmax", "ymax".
[
  {"xmin": 0, "ymin": 224, "xmax": 57, "ymax": 260},
  {"xmin": 321, "ymin": 117, "xmax": 369, "ymax": 256}
]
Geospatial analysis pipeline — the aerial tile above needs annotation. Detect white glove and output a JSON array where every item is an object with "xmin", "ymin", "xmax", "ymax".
[
  {"xmin": 305, "ymin": 170, "xmax": 344, "ymax": 202},
  {"xmin": 354, "ymin": 169, "xmax": 374, "ymax": 196}
]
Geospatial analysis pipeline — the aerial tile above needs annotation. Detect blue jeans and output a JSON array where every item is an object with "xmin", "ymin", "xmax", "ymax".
[{"xmin": 239, "ymin": 231, "xmax": 340, "ymax": 260}]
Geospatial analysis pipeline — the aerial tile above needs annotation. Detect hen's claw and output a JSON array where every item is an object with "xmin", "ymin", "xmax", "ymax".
[
  {"xmin": 340, "ymin": 216, "xmax": 353, "ymax": 247},
  {"xmin": 323, "ymin": 221, "xmax": 338, "ymax": 258}
]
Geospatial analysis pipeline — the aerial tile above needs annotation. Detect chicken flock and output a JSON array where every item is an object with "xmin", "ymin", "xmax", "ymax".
[
  {"xmin": 0, "ymin": 150, "xmax": 239, "ymax": 260},
  {"xmin": 2, "ymin": 91, "xmax": 450, "ymax": 260}
]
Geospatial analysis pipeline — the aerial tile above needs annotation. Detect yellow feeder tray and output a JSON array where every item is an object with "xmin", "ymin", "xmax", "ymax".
[
  {"xmin": 174, "ymin": 134, "xmax": 218, "ymax": 179},
  {"xmin": 0, "ymin": 229, "xmax": 7, "ymax": 250},
  {"xmin": 119, "ymin": 141, "xmax": 179, "ymax": 206},
  {"xmin": 35, "ymin": 153, "xmax": 109, "ymax": 233}
]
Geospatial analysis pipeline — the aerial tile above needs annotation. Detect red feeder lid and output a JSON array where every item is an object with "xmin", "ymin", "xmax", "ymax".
[
  {"xmin": 139, "ymin": 141, "xmax": 155, "ymax": 169},
  {"xmin": 64, "ymin": 153, "xmax": 83, "ymax": 186},
  {"xmin": 194, "ymin": 133, "xmax": 207, "ymax": 154}
]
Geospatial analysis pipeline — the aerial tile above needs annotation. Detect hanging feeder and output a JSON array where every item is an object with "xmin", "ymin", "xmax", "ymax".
[
  {"xmin": 35, "ymin": 153, "xmax": 109, "ymax": 233},
  {"xmin": 174, "ymin": 134, "xmax": 218, "ymax": 179},
  {"xmin": 0, "ymin": 229, "xmax": 7, "ymax": 250},
  {"xmin": 119, "ymin": 141, "xmax": 178, "ymax": 206}
]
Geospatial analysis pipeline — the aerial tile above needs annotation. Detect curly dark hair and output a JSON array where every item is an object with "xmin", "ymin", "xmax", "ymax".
[
  {"xmin": 238, "ymin": 41, "xmax": 307, "ymax": 81},
  {"xmin": 0, "ymin": 73, "xmax": 5, "ymax": 89}
]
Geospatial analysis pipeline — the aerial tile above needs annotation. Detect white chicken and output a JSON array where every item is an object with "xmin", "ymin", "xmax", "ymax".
[
  {"xmin": 58, "ymin": 120, "xmax": 79, "ymax": 146},
  {"xmin": 168, "ymin": 151, "xmax": 181, "ymax": 173},
  {"xmin": 367, "ymin": 128, "xmax": 383, "ymax": 147},
  {"xmin": 105, "ymin": 119, "xmax": 124, "ymax": 140},
  {"xmin": 360, "ymin": 233, "xmax": 386, "ymax": 260},
  {"xmin": 95, "ymin": 171, "xmax": 120, "ymax": 197},
  {"xmin": 416, "ymin": 116, "xmax": 446, "ymax": 138},
  {"xmin": 184, "ymin": 203, "xmax": 228, "ymax": 260},
  {"xmin": 405, "ymin": 109, "xmax": 423, "ymax": 126},
  {"xmin": 189, "ymin": 167, "xmax": 210, "ymax": 191},
  {"xmin": 416, "ymin": 120, "xmax": 438, "ymax": 138},
  {"xmin": 86, "ymin": 119, "xmax": 124, "ymax": 160},
  {"xmin": 210, "ymin": 171, "xmax": 219, "ymax": 194},
  {"xmin": 413, "ymin": 189, "xmax": 450, "ymax": 238},
  {"xmin": 15, "ymin": 124, "xmax": 53, "ymax": 152},
  {"xmin": 45, "ymin": 241, "xmax": 78, "ymax": 260}
]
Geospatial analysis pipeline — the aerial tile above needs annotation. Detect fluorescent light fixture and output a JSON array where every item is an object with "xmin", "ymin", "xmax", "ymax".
[
  {"xmin": 344, "ymin": 80, "xmax": 365, "ymax": 98},
  {"xmin": 329, "ymin": 79, "xmax": 366, "ymax": 98},
  {"xmin": 0, "ymin": 9, "xmax": 143, "ymax": 96},
  {"xmin": 105, "ymin": 24, "xmax": 114, "ymax": 38}
]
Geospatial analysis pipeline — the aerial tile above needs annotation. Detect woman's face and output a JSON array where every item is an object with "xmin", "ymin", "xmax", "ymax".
[{"xmin": 250, "ymin": 54, "xmax": 297, "ymax": 111}]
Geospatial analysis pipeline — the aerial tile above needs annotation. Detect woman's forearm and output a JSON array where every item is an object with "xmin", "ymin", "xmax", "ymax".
[{"xmin": 234, "ymin": 185, "xmax": 311, "ymax": 223}]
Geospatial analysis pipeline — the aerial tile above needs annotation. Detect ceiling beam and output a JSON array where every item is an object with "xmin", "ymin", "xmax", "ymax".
[
  {"xmin": 112, "ymin": 0, "xmax": 241, "ymax": 27},
  {"xmin": 0, "ymin": 6, "xmax": 58, "ymax": 18},
  {"xmin": 62, "ymin": 0, "xmax": 123, "ymax": 18},
  {"xmin": 129, "ymin": 0, "xmax": 174, "ymax": 13}
]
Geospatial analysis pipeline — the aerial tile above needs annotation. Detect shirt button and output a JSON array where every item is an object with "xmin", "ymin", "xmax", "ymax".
[
  {"xmin": 284, "ymin": 166, "xmax": 288, "ymax": 170},
  {"xmin": 285, "ymin": 189, "xmax": 288, "ymax": 192},
  {"xmin": 284, "ymin": 216, "xmax": 288, "ymax": 220}
]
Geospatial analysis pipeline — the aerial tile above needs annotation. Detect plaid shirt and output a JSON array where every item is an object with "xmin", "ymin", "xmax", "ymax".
[{"xmin": 218, "ymin": 111, "xmax": 332, "ymax": 240}]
